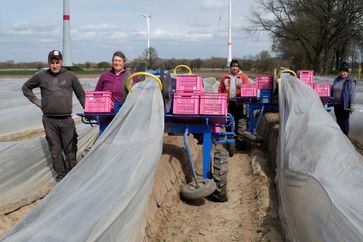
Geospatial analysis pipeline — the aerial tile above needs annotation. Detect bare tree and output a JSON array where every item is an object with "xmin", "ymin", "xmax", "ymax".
[
  {"xmin": 249, "ymin": 0, "xmax": 363, "ymax": 73},
  {"xmin": 142, "ymin": 47, "xmax": 160, "ymax": 69}
]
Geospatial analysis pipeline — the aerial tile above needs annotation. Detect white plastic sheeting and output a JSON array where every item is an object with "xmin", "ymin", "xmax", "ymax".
[
  {"xmin": 277, "ymin": 75, "xmax": 363, "ymax": 241},
  {"xmin": 2, "ymin": 79, "xmax": 164, "ymax": 241},
  {"xmin": 0, "ymin": 78, "xmax": 96, "ymax": 137},
  {"xmin": 349, "ymin": 110, "xmax": 363, "ymax": 145},
  {"xmin": 203, "ymin": 77, "xmax": 220, "ymax": 93},
  {"xmin": 0, "ymin": 125, "xmax": 98, "ymax": 215}
]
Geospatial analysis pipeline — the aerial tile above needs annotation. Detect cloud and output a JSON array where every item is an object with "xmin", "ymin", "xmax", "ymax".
[
  {"xmin": 0, "ymin": 0, "xmax": 272, "ymax": 62},
  {"xmin": 151, "ymin": 28, "xmax": 212, "ymax": 42},
  {"xmin": 1, "ymin": 21, "xmax": 59, "ymax": 37},
  {"xmin": 200, "ymin": 0, "xmax": 225, "ymax": 10}
]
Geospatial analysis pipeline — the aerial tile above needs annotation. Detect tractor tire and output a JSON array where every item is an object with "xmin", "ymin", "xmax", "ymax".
[
  {"xmin": 227, "ymin": 142, "xmax": 235, "ymax": 157},
  {"xmin": 212, "ymin": 148, "xmax": 229, "ymax": 202},
  {"xmin": 180, "ymin": 179, "xmax": 217, "ymax": 201},
  {"xmin": 237, "ymin": 117, "xmax": 250, "ymax": 149}
]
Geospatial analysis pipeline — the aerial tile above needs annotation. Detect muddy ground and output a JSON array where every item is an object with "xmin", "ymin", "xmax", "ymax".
[{"xmin": 1, "ymin": 114, "xmax": 284, "ymax": 241}]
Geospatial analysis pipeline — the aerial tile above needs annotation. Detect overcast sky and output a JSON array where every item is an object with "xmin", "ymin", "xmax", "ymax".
[{"xmin": 0, "ymin": 0, "xmax": 272, "ymax": 63}]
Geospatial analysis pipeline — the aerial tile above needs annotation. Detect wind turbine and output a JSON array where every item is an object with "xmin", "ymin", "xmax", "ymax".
[
  {"xmin": 62, "ymin": 0, "xmax": 72, "ymax": 67},
  {"xmin": 137, "ymin": 12, "xmax": 152, "ymax": 60},
  {"xmin": 227, "ymin": 0, "xmax": 232, "ymax": 67}
]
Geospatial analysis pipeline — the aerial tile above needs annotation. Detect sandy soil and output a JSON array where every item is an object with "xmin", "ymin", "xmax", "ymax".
[
  {"xmin": 146, "ymin": 145, "xmax": 282, "ymax": 242},
  {"xmin": 144, "ymin": 114, "xmax": 283, "ymax": 242}
]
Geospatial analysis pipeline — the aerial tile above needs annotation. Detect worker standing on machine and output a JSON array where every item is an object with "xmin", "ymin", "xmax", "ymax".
[
  {"xmin": 218, "ymin": 59, "xmax": 250, "ymax": 131},
  {"xmin": 94, "ymin": 51, "xmax": 132, "ymax": 133},
  {"xmin": 22, "ymin": 50, "xmax": 85, "ymax": 182}
]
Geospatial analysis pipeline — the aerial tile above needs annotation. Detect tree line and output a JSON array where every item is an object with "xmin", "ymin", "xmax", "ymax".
[
  {"xmin": 249, "ymin": 0, "xmax": 363, "ymax": 74},
  {"xmin": 0, "ymin": 49, "xmax": 281, "ymax": 74}
]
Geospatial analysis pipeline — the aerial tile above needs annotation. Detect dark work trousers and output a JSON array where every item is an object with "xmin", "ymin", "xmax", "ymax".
[
  {"xmin": 334, "ymin": 104, "xmax": 351, "ymax": 136},
  {"xmin": 228, "ymin": 101, "xmax": 244, "ymax": 132},
  {"xmin": 42, "ymin": 116, "xmax": 78, "ymax": 179}
]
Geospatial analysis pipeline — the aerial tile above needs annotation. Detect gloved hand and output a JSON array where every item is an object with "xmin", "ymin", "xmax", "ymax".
[
  {"xmin": 33, "ymin": 99, "xmax": 41, "ymax": 108},
  {"xmin": 350, "ymin": 105, "xmax": 355, "ymax": 113}
]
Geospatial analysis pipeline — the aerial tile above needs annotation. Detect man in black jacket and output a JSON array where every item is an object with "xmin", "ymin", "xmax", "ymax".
[{"xmin": 22, "ymin": 50, "xmax": 85, "ymax": 181}]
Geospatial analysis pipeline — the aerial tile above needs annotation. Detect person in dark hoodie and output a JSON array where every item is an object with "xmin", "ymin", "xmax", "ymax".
[
  {"xmin": 331, "ymin": 62, "xmax": 356, "ymax": 136},
  {"xmin": 22, "ymin": 50, "xmax": 86, "ymax": 181}
]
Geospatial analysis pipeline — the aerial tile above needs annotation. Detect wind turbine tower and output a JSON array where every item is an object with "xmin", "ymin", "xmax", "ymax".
[
  {"xmin": 63, "ymin": 0, "xmax": 72, "ymax": 67},
  {"xmin": 227, "ymin": 0, "xmax": 232, "ymax": 67},
  {"xmin": 137, "ymin": 12, "xmax": 152, "ymax": 60}
]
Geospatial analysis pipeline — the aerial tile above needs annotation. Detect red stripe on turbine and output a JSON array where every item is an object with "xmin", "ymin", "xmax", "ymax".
[
  {"xmin": 63, "ymin": 15, "xmax": 70, "ymax": 20},
  {"xmin": 228, "ymin": 42, "xmax": 232, "ymax": 45}
]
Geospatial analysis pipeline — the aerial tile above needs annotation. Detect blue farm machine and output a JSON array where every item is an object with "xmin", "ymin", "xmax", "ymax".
[{"xmin": 78, "ymin": 65, "xmax": 329, "ymax": 202}]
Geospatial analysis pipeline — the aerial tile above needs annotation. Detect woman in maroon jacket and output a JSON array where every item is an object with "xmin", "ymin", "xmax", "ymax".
[
  {"xmin": 94, "ymin": 51, "xmax": 132, "ymax": 134},
  {"xmin": 95, "ymin": 51, "xmax": 131, "ymax": 102}
]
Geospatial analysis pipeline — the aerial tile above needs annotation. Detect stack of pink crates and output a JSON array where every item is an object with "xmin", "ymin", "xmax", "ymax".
[
  {"xmin": 85, "ymin": 91, "xmax": 115, "ymax": 113},
  {"xmin": 297, "ymin": 70, "xmax": 331, "ymax": 100},
  {"xmin": 173, "ymin": 75, "xmax": 203, "ymax": 115},
  {"xmin": 172, "ymin": 74, "xmax": 227, "ymax": 116},
  {"xmin": 256, "ymin": 75, "xmax": 273, "ymax": 103}
]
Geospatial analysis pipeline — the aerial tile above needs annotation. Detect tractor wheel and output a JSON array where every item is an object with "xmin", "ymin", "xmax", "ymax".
[
  {"xmin": 212, "ymin": 148, "xmax": 229, "ymax": 202},
  {"xmin": 180, "ymin": 179, "xmax": 216, "ymax": 201},
  {"xmin": 237, "ymin": 117, "xmax": 250, "ymax": 149},
  {"xmin": 227, "ymin": 142, "xmax": 235, "ymax": 157}
]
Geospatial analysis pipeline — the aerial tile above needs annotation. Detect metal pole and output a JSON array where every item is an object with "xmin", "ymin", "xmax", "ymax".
[
  {"xmin": 63, "ymin": 0, "xmax": 73, "ymax": 67},
  {"xmin": 227, "ymin": 0, "xmax": 232, "ymax": 67},
  {"xmin": 146, "ymin": 16, "xmax": 150, "ymax": 54},
  {"xmin": 137, "ymin": 13, "xmax": 151, "ymax": 60}
]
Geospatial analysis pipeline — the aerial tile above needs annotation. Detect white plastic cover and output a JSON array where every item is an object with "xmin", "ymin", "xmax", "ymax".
[
  {"xmin": 2, "ymin": 79, "xmax": 164, "ymax": 241},
  {"xmin": 277, "ymin": 75, "xmax": 363, "ymax": 241},
  {"xmin": 0, "ymin": 78, "xmax": 96, "ymax": 138},
  {"xmin": 0, "ymin": 125, "xmax": 98, "ymax": 215},
  {"xmin": 203, "ymin": 77, "xmax": 219, "ymax": 93}
]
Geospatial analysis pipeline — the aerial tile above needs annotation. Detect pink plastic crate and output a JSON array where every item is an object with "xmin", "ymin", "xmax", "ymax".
[
  {"xmin": 200, "ymin": 93, "xmax": 227, "ymax": 116},
  {"xmin": 240, "ymin": 84, "xmax": 257, "ymax": 97},
  {"xmin": 256, "ymin": 75, "xmax": 273, "ymax": 89},
  {"xmin": 85, "ymin": 91, "xmax": 115, "ymax": 113},
  {"xmin": 298, "ymin": 70, "xmax": 314, "ymax": 85},
  {"xmin": 173, "ymin": 92, "xmax": 200, "ymax": 115},
  {"xmin": 176, "ymin": 74, "xmax": 204, "ymax": 92},
  {"xmin": 300, "ymin": 77, "xmax": 313, "ymax": 85},
  {"xmin": 298, "ymin": 70, "xmax": 314, "ymax": 77},
  {"xmin": 313, "ymin": 83, "xmax": 331, "ymax": 97}
]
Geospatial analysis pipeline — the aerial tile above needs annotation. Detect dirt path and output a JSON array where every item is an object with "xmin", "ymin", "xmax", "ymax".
[{"xmin": 149, "ymin": 145, "xmax": 283, "ymax": 242}]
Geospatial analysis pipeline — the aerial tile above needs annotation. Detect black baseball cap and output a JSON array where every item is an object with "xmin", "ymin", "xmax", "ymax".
[{"xmin": 48, "ymin": 50, "xmax": 63, "ymax": 62}]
